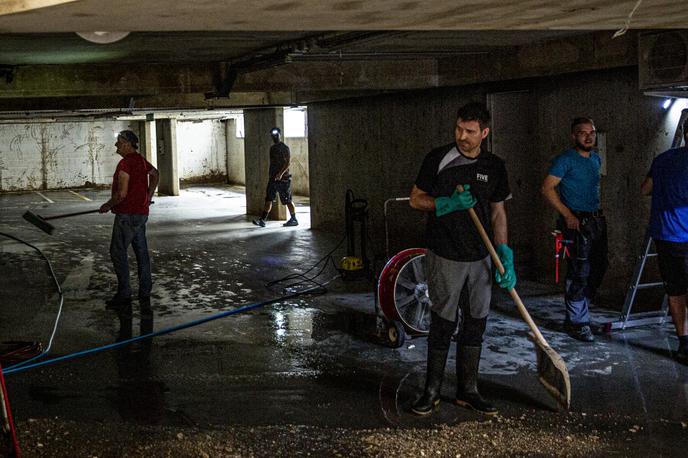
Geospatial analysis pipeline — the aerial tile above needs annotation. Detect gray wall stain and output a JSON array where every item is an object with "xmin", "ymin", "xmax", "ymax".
[{"xmin": 85, "ymin": 125, "xmax": 106, "ymax": 184}]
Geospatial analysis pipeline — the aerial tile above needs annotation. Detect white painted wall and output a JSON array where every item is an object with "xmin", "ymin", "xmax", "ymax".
[
  {"xmin": 0, "ymin": 121, "xmax": 135, "ymax": 191},
  {"xmin": 285, "ymin": 136, "xmax": 309, "ymax": 195},
  {"xmin": 0, "ymin": 117, "xmax": 308, "ymax": 192},
  {"xmin": 225, "ymin": 119, "xmax": 246, "ymax": 184},
  {"xmin": 176, "ymin": 119, "xmax": 227, "ymax": 182}
]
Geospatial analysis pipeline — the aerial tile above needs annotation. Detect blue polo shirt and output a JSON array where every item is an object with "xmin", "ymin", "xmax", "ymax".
[
  {"xmin": 648, "ymin": 146, "xmax": 688, "ymax": 242},
  {"xmin": 548, "ymin": 148, "xmax": 601, "ymax": 212}
]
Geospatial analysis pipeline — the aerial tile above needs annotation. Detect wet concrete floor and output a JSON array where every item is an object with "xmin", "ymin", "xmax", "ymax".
[{"xmin": 1, "ymin": 185, "xmax": 687, "ymax": 456}]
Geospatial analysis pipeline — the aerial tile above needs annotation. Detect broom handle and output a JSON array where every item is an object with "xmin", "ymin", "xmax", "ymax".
[
  {"xmin": 465, "ymin": 206, "xmax": 549, "ymax": 346},
  {"xmin": 44, "ymin": 209, "xmax": 101, "ymax": 220},
  {"xmin": 43, "ymin": 201, "xmax": 155, "ymax": 221}
]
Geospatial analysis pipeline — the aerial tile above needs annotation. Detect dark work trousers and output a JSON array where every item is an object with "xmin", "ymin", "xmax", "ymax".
[
  {"xmin": 561, "ymin": 215, "xmax": 608, "ymax": 326},
  {"xmin": 110, "ymin": 213, "xmax": 152, "ymax": 300}
]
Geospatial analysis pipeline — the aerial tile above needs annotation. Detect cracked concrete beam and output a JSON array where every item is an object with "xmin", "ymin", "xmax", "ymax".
[
  {"xmin": 0, "ymin": 31, "xmax": 638, "ymax": 107},
  {"xmin": 0, "ymin": 0, "xmax": 79, "ymax": 16}
]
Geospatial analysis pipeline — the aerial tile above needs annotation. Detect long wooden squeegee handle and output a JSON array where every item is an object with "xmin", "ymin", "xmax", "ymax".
[{"xmin": 465, "ymin": 206, "xmax": 549, "ymax": 346}]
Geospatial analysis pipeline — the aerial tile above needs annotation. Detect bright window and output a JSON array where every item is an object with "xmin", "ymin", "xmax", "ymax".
[
  {"xmin": 284, "ymin": 107, "xmax": 307, "ymax": 138},
  {"xmin": 234, "ymin": 108, "xmax": 307, "ymax": 138},
  {"xmin": 235, "ymin": 114, "xmax": 245, "ymax": 138}
]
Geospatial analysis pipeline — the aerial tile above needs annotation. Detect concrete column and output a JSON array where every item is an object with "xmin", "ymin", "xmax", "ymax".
[
  {"xmin": 244, "ymin": 108, "xmax": 285, "ymax": 220},
  {"xmin": 139, "ymin": 115, "xmax": 157, "ymax": 169},
  {"xmin": 156, "ymin": 118, "xmax": 179, "ymax": 196}
]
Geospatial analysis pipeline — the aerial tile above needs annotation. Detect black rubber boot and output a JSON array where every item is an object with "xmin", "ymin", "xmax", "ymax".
[
  {"xmin": 411, "ymin": 348, "xmax": 448, "ymax": 415},
  {"xmin": 455, "ymin": 345, "xmax": 498, "ymax": 416}
]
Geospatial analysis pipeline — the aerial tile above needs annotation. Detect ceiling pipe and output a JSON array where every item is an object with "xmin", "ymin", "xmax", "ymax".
[{"xmin": 286, "ymin": 51, "xmax": 491, "ymax": 61}]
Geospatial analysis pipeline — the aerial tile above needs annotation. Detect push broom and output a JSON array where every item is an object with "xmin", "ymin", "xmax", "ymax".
[
  {"xmin": 460, "ymin": 189, "xmax": 571, "ymax": 409},
  {"xmin": 22, "ymin": 209, "xmax": 100, "ymax": 235}
]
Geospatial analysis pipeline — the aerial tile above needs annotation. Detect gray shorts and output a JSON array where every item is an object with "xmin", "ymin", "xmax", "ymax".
[{"xmin": 425, "ymin": 249, "xmax": 492, "ymax": 322}]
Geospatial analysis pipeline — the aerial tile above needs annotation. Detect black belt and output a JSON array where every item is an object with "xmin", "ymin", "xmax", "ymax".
[{"xmin": 573, "ymin": 209, "xmax": 604, "ymax": 218}]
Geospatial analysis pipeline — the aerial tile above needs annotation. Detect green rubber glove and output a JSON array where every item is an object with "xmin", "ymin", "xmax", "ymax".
[
  {"xmin": 435, "ymin": 184, "xmax": 477, "ymax": 217},
  {"xmin": 495, "ymin": 243, "xmax": 517, "ymax": 290}
]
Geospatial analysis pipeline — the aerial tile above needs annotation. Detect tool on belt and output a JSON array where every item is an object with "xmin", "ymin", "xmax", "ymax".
[{"xmin": 552, "ymin": 230, "xmax": 572, "ymax": 283}]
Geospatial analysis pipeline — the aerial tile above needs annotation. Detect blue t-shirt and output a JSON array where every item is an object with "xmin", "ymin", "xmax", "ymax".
[
  {"xmin": 648, "ymin": 146, "xmax": 688, "ymax": 242},
  {"xmin": 548, "ymin": 148, "xmax": 601, "ymax": 212}
]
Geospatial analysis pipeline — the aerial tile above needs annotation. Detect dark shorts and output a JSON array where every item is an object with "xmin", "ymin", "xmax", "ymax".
[
  {"xmin": 655, "ymin": 239, "xmax": 688, "ymax": 296},
  {"xmin": 265, "ymin": 179, "xmax": 292, "ymax": 205}
]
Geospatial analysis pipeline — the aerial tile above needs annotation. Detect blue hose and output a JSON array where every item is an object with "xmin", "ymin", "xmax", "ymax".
[{"xmin": 4, "ymin": 290, "xmax": 309, "ymax": 376}]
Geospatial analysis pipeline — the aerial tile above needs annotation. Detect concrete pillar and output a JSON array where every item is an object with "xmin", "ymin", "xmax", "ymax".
[
  {"xmin": 244, "ymin": 108, "xmax": 286, "ymax": 220},
  {"xmin": 156, "ymin": 118, "xmax": 179, "ymax": 196},
  {"xmin": 139, "ymin": 115, "xmax": 157, "ymax": 169}
]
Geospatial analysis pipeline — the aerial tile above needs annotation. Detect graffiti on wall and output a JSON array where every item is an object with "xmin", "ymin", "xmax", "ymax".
[{"xmin": 0, "ymin": 121, "xmax": 129, "ymax": 191}]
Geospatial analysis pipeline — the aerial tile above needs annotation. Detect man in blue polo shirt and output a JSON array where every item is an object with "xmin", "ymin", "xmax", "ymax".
[
  {"xmin": 641, "ymin": 118, "xmax": 688, "ymax": 364},
  {"xmin": 542, "ymin": 117, "xmax": 607, "ymax": 342}
]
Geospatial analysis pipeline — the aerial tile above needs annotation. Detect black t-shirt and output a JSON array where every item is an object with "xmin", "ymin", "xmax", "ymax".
[
  {"xmin": 269, "ymin": 142, "xmax": 291, "ymax": 181},
  {"xmin": 415, "ymin": 143, "xmax": 511, "ymax": 261}
]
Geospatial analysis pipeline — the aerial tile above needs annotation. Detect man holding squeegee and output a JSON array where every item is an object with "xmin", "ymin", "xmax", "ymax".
[
  {"xmin": 99, "ymin": 130, "xmax": 159, "ymax": 317},
  {"xmin": 542, "ymin": 117, "xmax": 607, "ymax": 343},
  {"xmin": 409, "ymin": 102, "xmax": 514, "ymax": 416}
]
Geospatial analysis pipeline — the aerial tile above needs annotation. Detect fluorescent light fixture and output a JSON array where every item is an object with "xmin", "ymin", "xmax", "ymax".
[
  {"xmin": 76, "ymin": 32, "xmax": 130, "ymax": 44},
  {"xmin": 662, "ymin": 98, "xmax": 673, "ymax": 110}
]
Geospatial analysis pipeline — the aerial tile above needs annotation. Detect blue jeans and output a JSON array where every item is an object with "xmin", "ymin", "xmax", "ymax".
[
  {"xmin": 110, "ymin": 214, "xmax": 152, "ymax": 299},
  {"xmin": 562, "ymin": 215, "xmax": 608, "ymax": 326}
]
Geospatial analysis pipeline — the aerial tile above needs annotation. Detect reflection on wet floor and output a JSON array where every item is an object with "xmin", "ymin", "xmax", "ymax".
[{"xmin": 113, "ymin": 316, "xmax": 169, "ymax": 426}]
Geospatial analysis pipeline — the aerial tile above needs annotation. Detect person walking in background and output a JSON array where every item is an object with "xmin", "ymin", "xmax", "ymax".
[{"xmin": 253, "ymin": 127, "xmax": 299, "ymax": 228}]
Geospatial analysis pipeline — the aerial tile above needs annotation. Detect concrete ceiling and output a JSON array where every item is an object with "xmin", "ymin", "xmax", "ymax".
[
  {"xmin": 0, "ymin": 31, "xmax": 591, "ymax": 65},
  {"xmin": 0, "ymin": 0, "xmax": 685, "ymax": 31},
  {"xmin": 0, "ymin": 1, "xmax": 680, "ymax": 111}
]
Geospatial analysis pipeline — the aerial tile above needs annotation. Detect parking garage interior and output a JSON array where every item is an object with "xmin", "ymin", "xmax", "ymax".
[{"xmin": 1, "ymin": 1, "xmax": 688, "ymax": 457}]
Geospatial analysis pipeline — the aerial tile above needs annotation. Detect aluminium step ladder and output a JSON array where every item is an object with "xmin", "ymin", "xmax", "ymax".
[{"xmin": 603, "ymin": 233, "xmax": 668, "ymax": 331}]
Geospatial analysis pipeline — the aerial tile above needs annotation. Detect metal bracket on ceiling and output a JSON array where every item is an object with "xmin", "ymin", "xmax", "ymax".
[
  {"xmin": 205, "ymin": 62, "xmax": 238, "ymax": 100},
  {"xmin": 201, "ymin": 31, "xmax": 412, "ymax": 98},
  {"xmin": 224, "ymin": 32, "xmax": 403, "ymax": 75}
]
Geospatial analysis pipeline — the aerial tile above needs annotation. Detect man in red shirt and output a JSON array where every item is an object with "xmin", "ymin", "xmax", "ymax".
[{"xmin": 99, "ymin": 130, "xmax": 159, "ymax": 318}]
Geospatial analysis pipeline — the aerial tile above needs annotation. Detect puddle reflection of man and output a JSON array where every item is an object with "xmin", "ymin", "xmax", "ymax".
[
  {"xmin": 641, "ymin": 118, "xmax": 688, "ymax": 365},
  {"xmin": 409, "ymin": 103, "xmax": 514, "ymax": 416},
  {"xmin": 116, "ymin": 314, "xmax": 164, "ymax": 424}
]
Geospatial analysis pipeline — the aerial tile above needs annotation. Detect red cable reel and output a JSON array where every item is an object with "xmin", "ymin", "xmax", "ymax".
[{"xmin": 378, "ymin": 248, "xmax": 432, "ymax": 346}]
